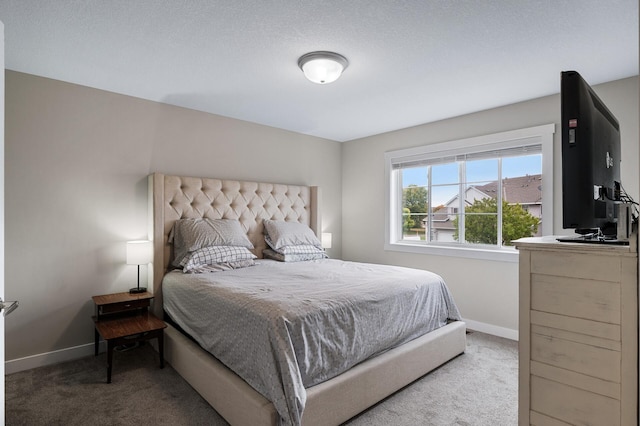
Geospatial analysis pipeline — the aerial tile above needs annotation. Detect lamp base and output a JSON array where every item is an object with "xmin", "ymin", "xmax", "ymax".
[{"xmin": 129, "ymin": 287, "xmax": 147, "ymax": 294}]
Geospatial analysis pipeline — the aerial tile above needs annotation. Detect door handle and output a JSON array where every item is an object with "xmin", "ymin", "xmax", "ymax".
[{"xmin": 0, "ymin": 298, "xmax": 18, "ymax": 317}]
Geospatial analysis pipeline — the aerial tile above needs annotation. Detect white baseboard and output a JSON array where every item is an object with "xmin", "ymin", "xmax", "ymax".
[
  {"xmin": 5, "ymin": 341, "xmax": 106, "ymax": 375},
  {"xmin": 462, "ymin": 318, "xmax": 518, "ymax": 341},
  {"xmin": 6, "ymin": 319, "xmax": 518, "ymax": 374}
]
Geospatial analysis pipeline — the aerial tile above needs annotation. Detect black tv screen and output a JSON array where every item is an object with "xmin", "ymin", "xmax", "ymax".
[{"xmin": 560, "ymin": 70, "xmax": 621, "ymax": 238}]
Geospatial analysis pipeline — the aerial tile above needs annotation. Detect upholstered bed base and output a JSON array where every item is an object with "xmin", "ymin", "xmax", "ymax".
[
  {"xmin": 164, "ymin": 321, "xmax": 466, "ymax": 426},
  {"xmin": 149, "ymin": 173, "xmax": 466, "ymax": 425}
]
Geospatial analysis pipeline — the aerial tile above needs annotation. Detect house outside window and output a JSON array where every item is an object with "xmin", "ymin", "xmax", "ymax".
[{"xmin": 385, "ymin": 124, "xmax": 554, "ymax": 262}]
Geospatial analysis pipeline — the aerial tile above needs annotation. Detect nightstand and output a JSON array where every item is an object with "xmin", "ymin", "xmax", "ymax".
[{"xmin": 92, "ymin": 291, "xmax": 167, "ymax": 383}]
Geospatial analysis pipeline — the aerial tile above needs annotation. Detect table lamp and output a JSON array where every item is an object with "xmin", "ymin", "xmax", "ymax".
[
  {"xmin": 322, "ymin": 233, "xmax": 332, "ymax": 249},
  {"xmin": 127, "ymin": 240, "xmax": 153, "ymax": 294}
]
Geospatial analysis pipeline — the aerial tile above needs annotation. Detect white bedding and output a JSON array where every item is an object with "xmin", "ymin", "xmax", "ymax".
[{"xmin": 162, "ymin": 259, "xmax": 461, "ymax": 426}]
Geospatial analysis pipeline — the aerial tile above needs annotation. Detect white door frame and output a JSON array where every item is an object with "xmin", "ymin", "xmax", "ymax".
[{"xmin": 1, "ymin": 19, "xmax": 7, "ymax": 425}]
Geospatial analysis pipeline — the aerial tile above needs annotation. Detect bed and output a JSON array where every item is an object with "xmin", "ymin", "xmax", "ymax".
[{"xmin": 149, "ymin": 173, "xmax": 466, "ymax": 426}]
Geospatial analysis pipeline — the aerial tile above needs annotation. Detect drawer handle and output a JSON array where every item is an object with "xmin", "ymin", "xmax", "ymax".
[{"xmin": 124, "ymin": 304, "xmax": 131, "ymax": 308}]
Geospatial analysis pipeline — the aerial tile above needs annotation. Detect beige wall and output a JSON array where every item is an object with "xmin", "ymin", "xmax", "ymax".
[
  {"xmin": 5, "ymin": 71, "xmax": 342, "ymax": 361},
  {"xmin": 341, "ymin": 76, "xmax": 639, "ymax": 335},
  {"xmin": 5, "ymin": 70, "xmax": 638, "ymax": 362}
]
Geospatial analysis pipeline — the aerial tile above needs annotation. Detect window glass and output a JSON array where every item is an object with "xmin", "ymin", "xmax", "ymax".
[
  {"xmin": 467, "ymin": 158, "xmax": 498, "ymax": 184},
  {"xmin": 502, "ymin": 154, "xmax": 543, "ymax": 240},
  {"xmin": 401, "ymin": 166, "xmax": 428, "ymax": 241},
  {"xmin": 429, "ymin": 183, "xmax": 458, "ymax": 243}
]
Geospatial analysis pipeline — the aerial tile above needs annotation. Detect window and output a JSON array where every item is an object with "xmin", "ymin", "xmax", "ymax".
[{"xmin": 385, "ymin": 124, "xmax": 554, "ymax": 262}]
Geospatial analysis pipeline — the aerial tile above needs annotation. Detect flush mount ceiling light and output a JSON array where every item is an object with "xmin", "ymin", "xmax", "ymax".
[{"xmin": 298, "ymin": 51, "xmax": 349, "ymax": 84}]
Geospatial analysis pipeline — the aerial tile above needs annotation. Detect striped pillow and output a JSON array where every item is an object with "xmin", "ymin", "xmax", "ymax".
[
  {"xmin": 181, "ymin": 246, "xmax": 257, "ymax": 273},
  {"xmin": 263, "ymin": 249, "xmax": 327, "ymax": 262},
  {"xmin": 265, "ymin": 234, "xmax": 325, "ymax": 255}
]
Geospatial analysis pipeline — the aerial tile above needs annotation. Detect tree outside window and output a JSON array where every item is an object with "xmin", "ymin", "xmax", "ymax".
[
  {"xmin": 453, "ymin": 198, "xmax": 540, "ymax": 245},
  {"xmin": 402, "ymin": 184, "xmax": 428, "ymax": 239}
]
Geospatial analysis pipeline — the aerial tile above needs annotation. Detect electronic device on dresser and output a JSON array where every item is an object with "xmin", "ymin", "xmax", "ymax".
[{"xmin": 557, "ymin": 70, "xmax": 636, "ymax": 245}]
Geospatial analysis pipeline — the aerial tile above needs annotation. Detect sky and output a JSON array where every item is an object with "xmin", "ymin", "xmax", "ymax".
[{"xmin": 402, "ymin": 154, "xmax": 542, "ymax": 206}]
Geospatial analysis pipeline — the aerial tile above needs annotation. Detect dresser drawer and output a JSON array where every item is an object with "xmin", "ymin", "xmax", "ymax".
[
  {"xmin": 530, "ymin": 273, "xmax": 621, "ymax": 324},
  {"xmin": 531, "ymin": 332, "xmax": 620, "ymax": 382},
  {"xmin": 98, "ymin": 298, "xmax": 150, "ymax": 315},
  {"xmin": 531, "ymin": 375, "xmax": 620, "ymax": 425},
  {"xmin": 530, "ymin": 250, "xmax": 620, "ymax": 282}
]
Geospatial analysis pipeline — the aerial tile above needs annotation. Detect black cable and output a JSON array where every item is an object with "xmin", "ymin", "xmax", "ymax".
[{"xmin": 618, "ymin": 182, "xmax": 639, "ymax": 222}]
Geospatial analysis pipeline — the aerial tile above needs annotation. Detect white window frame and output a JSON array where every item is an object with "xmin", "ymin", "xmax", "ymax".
[{"xmin": 384, "ymin": 124, "xmax": 555, "ymax": 263}]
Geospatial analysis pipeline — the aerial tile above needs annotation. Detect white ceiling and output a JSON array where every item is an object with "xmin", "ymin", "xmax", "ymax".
[{"xmin": 0, "ymin": 1, "xmax": 637, "ymax": 142}]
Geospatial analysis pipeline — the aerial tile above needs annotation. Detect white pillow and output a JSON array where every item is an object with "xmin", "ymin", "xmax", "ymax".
[{"xmin": 263, "ymin": 220, "xmax": 322, "ymax": 250}]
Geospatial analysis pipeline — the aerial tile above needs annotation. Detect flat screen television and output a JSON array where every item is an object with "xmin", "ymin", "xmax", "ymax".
[{"xmin": 558, "ymin": 70, "xmax": 623, "ymax": 243}]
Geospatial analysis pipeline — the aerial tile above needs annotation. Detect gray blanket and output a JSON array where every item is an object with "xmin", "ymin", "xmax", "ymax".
[{"xmin": 163, "ymin": 259, "xmax": 461, "ymax": 426}]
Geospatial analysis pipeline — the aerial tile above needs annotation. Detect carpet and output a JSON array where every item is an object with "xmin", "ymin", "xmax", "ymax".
[{"xmin": 6, "ymin": 331, "xmax": 517, "ymax": 425}]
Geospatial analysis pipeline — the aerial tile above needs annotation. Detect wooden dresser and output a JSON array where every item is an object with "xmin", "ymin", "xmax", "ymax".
[{"xmin": 514, "ymin": 236, "xmax": 638, "ymax": 426}]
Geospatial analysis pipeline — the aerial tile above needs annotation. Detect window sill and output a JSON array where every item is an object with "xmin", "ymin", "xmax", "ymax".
[{"xmin": 384, "ymin": 241, "xmax": 519, "ymax": 263}]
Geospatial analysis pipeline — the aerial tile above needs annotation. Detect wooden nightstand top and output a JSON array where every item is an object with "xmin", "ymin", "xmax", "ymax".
[{"xmin": 92, "ymin": 291, "xmax": 153, "ymax": 306}]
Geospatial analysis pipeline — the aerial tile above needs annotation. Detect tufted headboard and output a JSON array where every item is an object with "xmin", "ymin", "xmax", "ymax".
[{"xmin": 148, "ymin": 173, "xmax": 320, "ymax": 316}]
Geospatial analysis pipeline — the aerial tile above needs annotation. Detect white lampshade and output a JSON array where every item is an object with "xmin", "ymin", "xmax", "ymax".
[
  {"xmin": 126, "ymin": 240, "xmax": 153, "ymax": 265},
  {"xmin": 321, "ymin": 233, "xmax": 333, "ymax": 249},
  {"xmin": 298, "ymin": 51, "xmax": 348, "ymax": 84}
]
